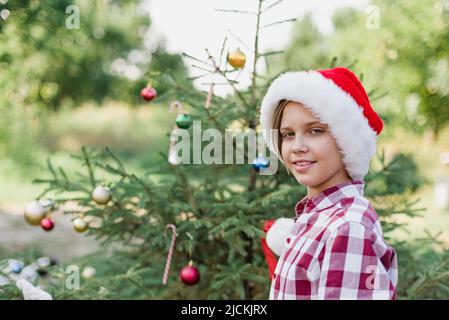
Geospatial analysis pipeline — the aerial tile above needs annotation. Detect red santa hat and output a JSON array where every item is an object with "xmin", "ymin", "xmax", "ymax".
[{"xmin": 259, "ymin": 67, "xmax": 383, "ymax": 181}]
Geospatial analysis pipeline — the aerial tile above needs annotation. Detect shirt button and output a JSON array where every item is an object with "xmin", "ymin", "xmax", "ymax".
[{"xmin": 286, "ymin": 237, "xmax": 291, "ymax": 244}]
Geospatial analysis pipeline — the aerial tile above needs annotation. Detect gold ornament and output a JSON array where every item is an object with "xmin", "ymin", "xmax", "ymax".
[
  {"xmin": 227, "ymin": 48, "xmax": 246, "ymax": 69},
  {"xmin": 24, "ymin": 201, "xmax": 46, "ymax": 226},
  {"xmin": 73, "ymin": 217, "xmax": 89, "ymax": 233},
  {"xmin": 92, "ymin": 186, "xmax": 111, "ymax": 205}
]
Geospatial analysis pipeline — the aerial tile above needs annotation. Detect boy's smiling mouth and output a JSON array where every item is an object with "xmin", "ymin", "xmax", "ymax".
[{"xmin": 292, "ymin": 160, "xmax": 317, "ymax": 172}]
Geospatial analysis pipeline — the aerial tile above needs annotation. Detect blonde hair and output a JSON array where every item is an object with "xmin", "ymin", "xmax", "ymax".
[
  {"xmin": 273, "ymin": 100, "xmax": 352, "ymax": 180},
  {"xmin": 272, "ymin": 99, "xmax": 291, "ymax": 175}
]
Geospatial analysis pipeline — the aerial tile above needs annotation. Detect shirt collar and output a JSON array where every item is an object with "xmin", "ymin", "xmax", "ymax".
[{"xmin": 295, "ymin": 180, "xmax": 365, "ymax": 217}]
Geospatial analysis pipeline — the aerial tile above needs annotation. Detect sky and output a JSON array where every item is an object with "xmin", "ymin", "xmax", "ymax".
[{"xmin": 144, "ymin": 0, "xmax": 370, "ymax": 96}]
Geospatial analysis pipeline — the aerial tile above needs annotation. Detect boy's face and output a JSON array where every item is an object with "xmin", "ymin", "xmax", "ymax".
[{"xmin": 279, "ymin": 101, "xmax": 351, "ymax": 196}]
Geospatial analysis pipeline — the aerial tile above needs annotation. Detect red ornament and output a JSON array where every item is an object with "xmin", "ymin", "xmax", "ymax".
[
  {"xmin": 140, "ymin": 86, "xmax": 157, "ymax": 101},
  {"xmin": 179, "ymin": 261, "xmax": 200, "ymax": 286},
  {"xmin": 40, "ymin": 218, "xmax": 54, "ymax": 231}
]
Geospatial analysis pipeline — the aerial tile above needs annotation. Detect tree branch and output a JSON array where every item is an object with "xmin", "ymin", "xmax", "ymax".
[
  {"xmin": 261, "ymin": 17, "xmax": 296, "ymax": 29},
  {"xmin": 215, "ymin": 8, "xmax": 257, "ymax": 16}
]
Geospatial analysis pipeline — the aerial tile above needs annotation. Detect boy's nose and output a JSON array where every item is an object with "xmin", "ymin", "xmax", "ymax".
[{"xmin": 291, "ymin": 136, "xmax": 309, "ymax": 153}]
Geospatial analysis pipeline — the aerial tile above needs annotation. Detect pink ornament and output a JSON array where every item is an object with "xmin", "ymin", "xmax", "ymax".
[
  {"xmin": 40, "ymin": 218, "xmax": 54, "ymax": 231},
  {"xmin": 179, "ymin": 261, "xmax": 200, "ymax": 286}
]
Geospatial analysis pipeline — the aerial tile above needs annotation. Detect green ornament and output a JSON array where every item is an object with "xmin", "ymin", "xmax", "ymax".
[{"xmin": 176, "ymin": 114, "xmax": 192, "ymax": 129}]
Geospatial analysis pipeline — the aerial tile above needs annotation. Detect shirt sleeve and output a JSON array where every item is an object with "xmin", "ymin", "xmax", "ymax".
[{"xmin": 317, "ymin": 221, "xmax": 397, "ymax": 300}]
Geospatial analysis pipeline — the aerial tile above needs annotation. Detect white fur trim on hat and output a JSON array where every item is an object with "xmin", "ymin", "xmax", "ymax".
[
  {"xmin": 260, "ymin": 71, "xmax": 378, "ymax": 181},
  {"xmin": 266, "ymin": 217, "xmax": 295, "ymax": 256}
]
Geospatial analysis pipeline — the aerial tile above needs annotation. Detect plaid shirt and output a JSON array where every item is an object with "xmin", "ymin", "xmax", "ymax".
[{"xmin": 270, "ymin": 180, "xmax": 398, "ymax": 300}]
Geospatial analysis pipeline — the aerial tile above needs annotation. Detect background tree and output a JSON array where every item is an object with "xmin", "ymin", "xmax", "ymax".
[
  {"xmin": 280, "ymin": 0, "xmax": 449, "ymax": 139},
  {"xmin": 0, "ymin": 0, "xmax": 190, "ymax": 170}
]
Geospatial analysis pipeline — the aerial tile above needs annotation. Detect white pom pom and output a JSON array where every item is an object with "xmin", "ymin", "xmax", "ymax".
[
  {"xmin": 16, "ymin": 279, "xmax": 53, "ymax": 300},
  {"xmin": 266, "ymin": 218, "xmax": 295, "ymax": 256}
]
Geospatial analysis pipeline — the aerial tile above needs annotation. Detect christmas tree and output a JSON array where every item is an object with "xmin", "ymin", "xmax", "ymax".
[{"xmin": 2, "ymin": 0, "xmax": 449, "ymax": 300}]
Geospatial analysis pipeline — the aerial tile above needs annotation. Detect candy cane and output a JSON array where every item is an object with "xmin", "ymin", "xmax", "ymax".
[{"xmin": 162, "ymin": 224, "xmax": 177, "ymax": 285}]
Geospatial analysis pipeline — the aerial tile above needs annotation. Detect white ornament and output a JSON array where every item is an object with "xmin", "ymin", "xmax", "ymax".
[
  {"xmin": 92, "ymin": 186, "xmax": 111, "ymax": 205},
  {"xmin": 16, "ymin": 279, "xmax": 53, "ymax": 300},
  {"xmin": 36, "ymin": 257, "xmax": 51, "ymax": 268},
  {"xmin": 82, "ymin": 266, "xmax": 96, "ymax": 279}
]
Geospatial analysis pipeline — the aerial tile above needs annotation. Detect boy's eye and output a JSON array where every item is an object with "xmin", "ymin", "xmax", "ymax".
[
  {"xmin": 280, "ymin": 129, "xmax": 324, "ymax": 138},
  {"xmin": 281, "ymin": 132, "xmax": 294, "ymax": 138},
  {"xmin": 309, "ymin": 128, "xmax": 324, "ymax": 135}
]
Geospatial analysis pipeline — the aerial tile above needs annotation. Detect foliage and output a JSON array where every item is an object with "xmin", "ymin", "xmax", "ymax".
[
  {"xmin": 1, "ymin": 0, "xmax": 448, "ymax": 300},
  {"xmin": 276, "ymin": 0, "xmax": 449, "ymax": 137},
  {"xmin": 0, "ymin": 0, "xmax": 190, "ymax": 169}
]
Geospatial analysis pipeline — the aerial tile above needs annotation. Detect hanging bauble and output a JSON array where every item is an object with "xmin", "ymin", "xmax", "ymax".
[
  {"xmin": 252, "ymin": 156, "xmax": 270, "ymax": 172},
  {"xmin": 73, "ymin": 217, "xmax": 89, "ymax": 233},
  {"xmin": 40, "ymin": 218, "xmax": 54, "ymax": 232},
  {"xmin": 2, "ymin": 259, "xmax": 23, "ymax": 275},
  {"xmin": 24, "ymin": 201, "xmax": 46, "ymax": 226},
  {"xmin": 36, "ymin": 257, "xmax": 51, "ymax": 268},
  {"xmin": 92, "ymin": 186, "xmax": 111, "ymax": 205},
  {"xmin": 11, "ymin": 261, "xmax": 24, "ymax": 274},
  {"xmin": 227, "ymin": 48, "xmax": 246, "ymax": 69},
  {"xmin": 175, "ymin": 113, "xmax": 193, "ymax": 129},
  {"xmin": 82, "ymin": 266, "xmax": 96, "ymax": 279},
  {"xmin": 140, "ymin": 85, "xmax": 157, "ymax": 101},
  {"xmin": 179, "ymin": 260, "xmax": 200, "ymax": 286}
]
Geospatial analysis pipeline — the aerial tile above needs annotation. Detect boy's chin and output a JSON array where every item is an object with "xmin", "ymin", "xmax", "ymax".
[
  {"xmin": 293, "ymin": 175, "xmax": 315, "ymax": 186},
  {"xmin": 293, "ymin": 174, "xmax": 323, "ymax": 188}
]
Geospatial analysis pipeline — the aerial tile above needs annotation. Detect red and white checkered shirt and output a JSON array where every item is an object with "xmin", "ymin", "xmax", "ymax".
[{"xmin": 270, "ymin": 180, "xmax": 398, "ymax": 300}]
